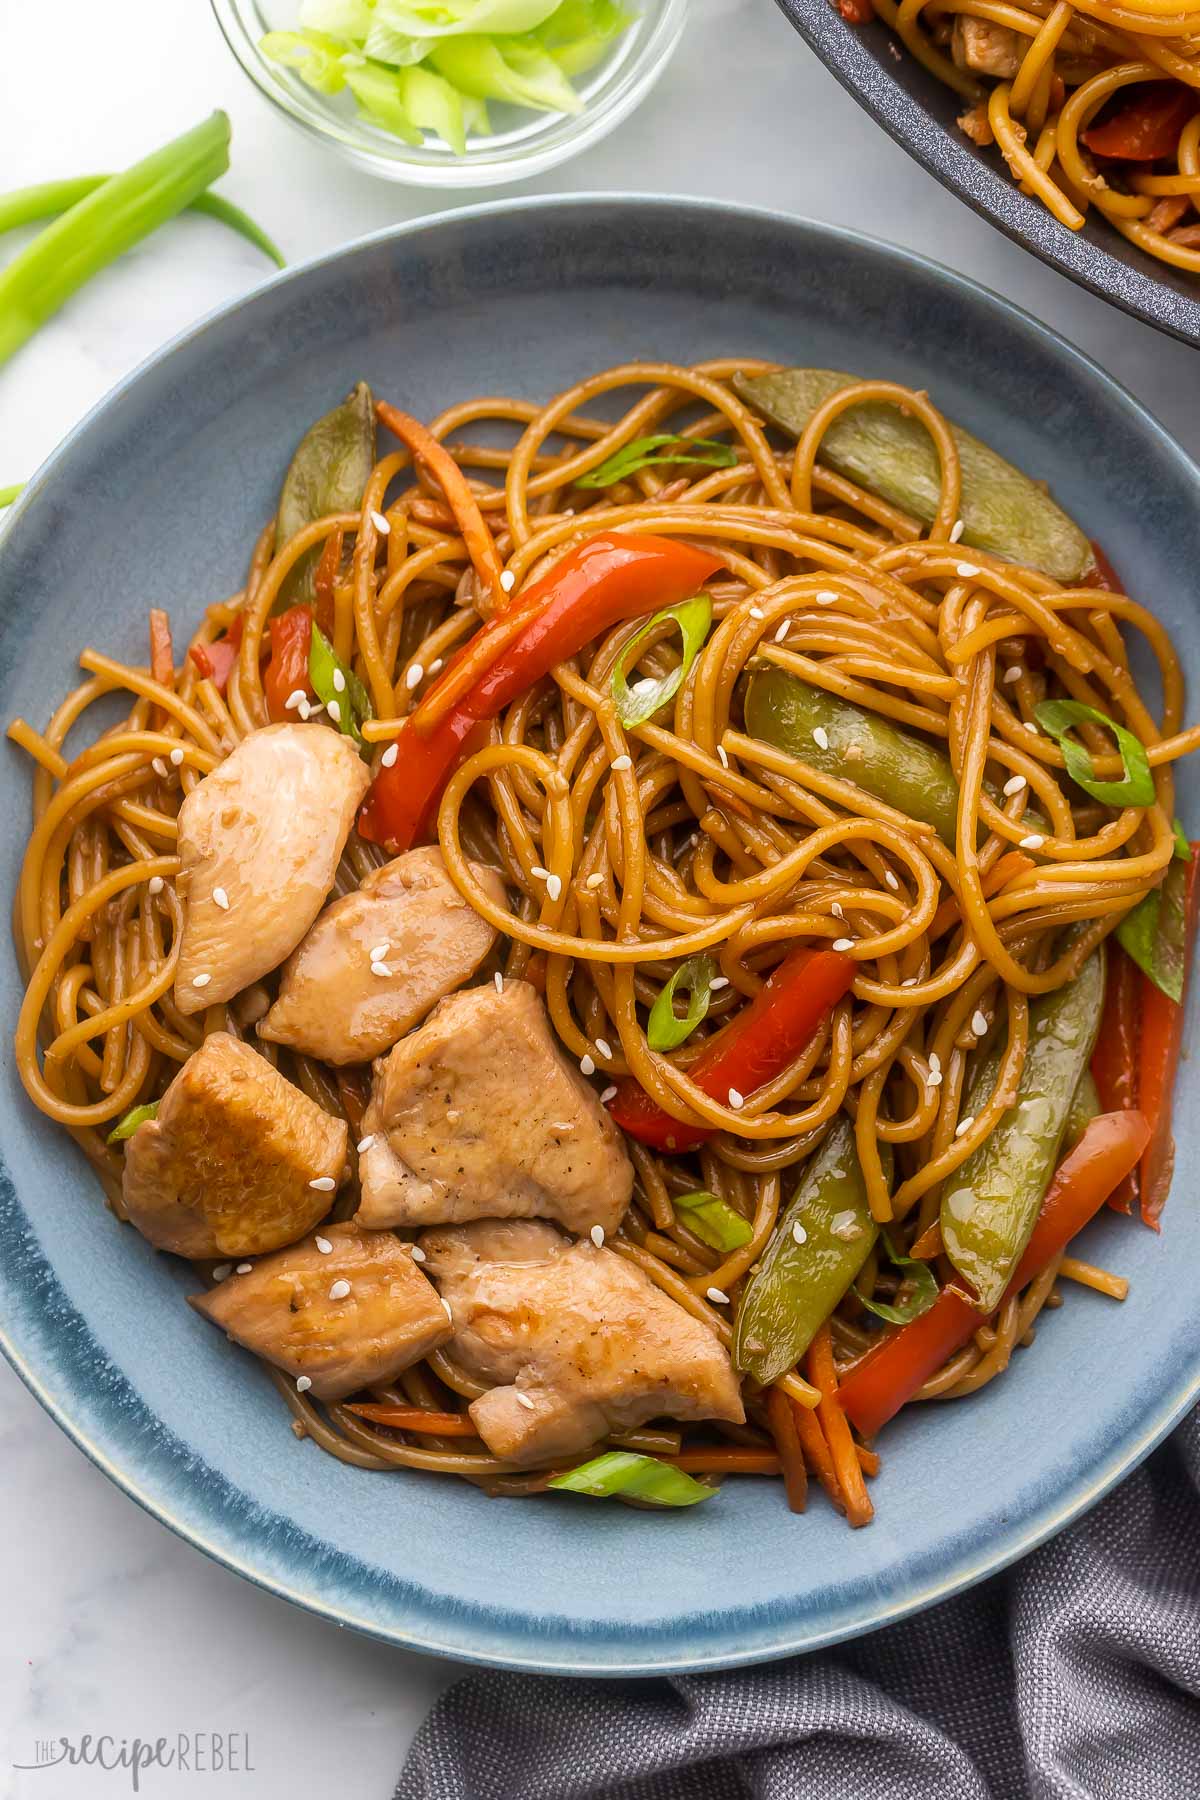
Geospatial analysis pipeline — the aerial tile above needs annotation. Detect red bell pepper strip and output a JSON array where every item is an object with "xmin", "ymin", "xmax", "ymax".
[
  {"xmin": 607, "ymin": 945, "xmax": 857, "ymax": 1152},
  {"xmin": 359, "ymin": 531, "xmax": 722, "ymax": 852},
  {"xmin": 1090, "ymin": 941, "xmax": 1141, "ymax": 1213},
  {"xmin": 840, "ymin": 1109, "xmax": 1151, "ymax": 1438},
  {"xmin": 189, "ymin": 637, "xmax": 239, "ymax": 692},
  {"xmin": 1083, "ymin": 83, "xmax": 1197, "ymax": 163},
  {"xmin": 263, "ymin": 604, "xmax": 314, "ymax": 722},
  {"xmin": 1138, "ymin": 844, "xmax": 1200, "ymax": 1227}
]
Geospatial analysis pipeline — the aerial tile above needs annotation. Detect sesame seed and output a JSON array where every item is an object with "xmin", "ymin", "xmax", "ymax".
[
  {"xmin": 371, "ymin": 960, "xmax": 393, "ymax": 978},
  {"xmin": 950, "ymin": 518, "xmax": 965, "ymax": 543},
  {"xmin": 442, "ymin": 1299, "xmax": 453, "ymax": 1324},
  {"xmin": 327, "ymin": 699, "xmax": 341, "ymax": 723},
  {"xmin": 546, "ymin": 874, "xmax": 563, "ymax": 902},
  {"xmin": 405, "ymin": 663, "xmax": 424, "ymax": 691},
  {"xmin": 1020, "ymin": 834, "xmax": 1046, "ymax": 850},
  {"xmin": 494, "ymin": 971, "xmax": 504, "ymax": 994},
  {"xmin": 369, "ymin": 942, "xmax": 390, "ymax": 960},
  {"xmin": 611, "ymin": 754, "xmax": 632, "ymax": 772},
  {"xmin": 832, "ymin": 901, "xmax": 844, "ymax": 918},
  {"xmin": 212, "ymin": 886, "xmax": 230, "ymax": 911},
  {"xmin": 774, "ymin": 619, "xmax": 790, "ymax": 643},
  {"xmin": 500, "ymin": 570, "xmax": 516, "ymax": 592},
  {"xmin": 816, "ymin": 590, "xmax": 838, "ymax": 605},
  {"xmin": 885, "ymin": 871, "xmax": 900, "ymax": 891},
  {"xmin": 309, "ymin": 1176, "xmax": 336, "ymax": 1192},
  {"xmin": 594, "ymin": 1038, "xmax": 612, "ymax": 1060},
  {"xmin": 236, "ymin": 1262, "xmax": 252, "ymax": 1274},
  {"xmin": 315, "ymin": 1236, "xmax": 333, "ymax": 1254},
  {"xmin": 580, "ymin": 1053, "xmax": 595, "ymax": 1076},
  {"xmin": 716, "ymin": 744, "xmax": 730, "ymax": 769},
  {"xmin": 516, "ymin": 1390, "xmax": 536, "ymax": 1410},
  {"xmin": 1024, "ymin": 720, "xmax": 1039, "ymax": 734},
  {"xmin": 296, "ymin": 1375, "xmax": 313, "ymax": 1393},
  {"xmin": 728, "ymin": 1087, "xmax": 745, "ymax": 1110},
  {"xmin": 831, "ymin": 1210, "xmax": 862, "ymax": 1241},
  {"xmin": 749, "ymin": 605, "xmax": 765, "ymax": 619},
  {"xmin": 590, "ymin": 1225, "xmax": 605, "ymax": 1248},
  {"xmin": 370, "ymin": 509, "xmax": 390, "ymax": 535},
  {"xmin": 833, "ymin": 937, "xmax": 854, "ymax": 952},
  {"xmin": 631, "ymin": 677, "xmax": 657, "ymax": 696},
  {"xmin": 586, "ymin": 872, "xmax": 605, "ymax": 890},
  {"xmin": 531, "ymin": 865, "xmax": 550, "ymax": 881},
  {"xmin": 411, "ymin": 1245, "xmax": 426, "ymax": 1263},
  {"xmin": 956, "ymin": 1115, "xmax": 976, "ymax": 1138},
  {"xmin": 356, "ymin": 1135, "xmax": 375, "ymax": 1154},
  {"xmin": 429, "ymin": 659, "xmax": 443, "ymax": 674},
  {"xmin": 333, "ymin": 667, "xmax": 346, "ymax": 694},
  {"xmin": 192, "ymin": 972, "xmax": 211, "ymax": 989},
  {"xmin": 152, "ymin": 757, "xmax": 167, "ymax": 777},
  {"xmin": 601, "ymin": 1085, "xmax": 617, "ymax": 1104},
  {"xmin": 329, "ymin": 1279, "xmax": 351, "ymax": 1301},
  {"xmin": 792, "ymin": 1222, "xmax": 808, "ymax": 1245},
  {"xmin": 928, "ymin": 1052, "xmax": 941, "ymax": 1074},
  {"xmin": 971, "ymin": 1010, "xmax": 989, "ymax": 1037},
  {"xmin": 1003, "ymin": 666, "xmax": 1023, "ymax": 684},
  {"xmin": 710, "ymin": 976, "xmax": 730, "ymax": 990},
  {"xmin": 148, "ymin": 875, "xmax": 164, "ymax": 895},
  {"xmin": 707, "ymin": 1287, "xmax": 730, "ymax": 1305},
  {"xmin": 901, "ymin": 976, "xmax": 918, "ymax": 988},
  {"xmin": 212, "ymin": 1263, "xmax": 232, "ymax": 1282},
  {"xmin": 381, "ymin": 743, "xmax": 398, "ymax": 768},
  {"xmin": 1004, "ymin": 774, "xmax": 1028, "ymax": 796},
  {"xmin": 956, "ymin": 562, "xmax": 981, "ymax": 578},
  {"xmin": 285, "ymin": 688, "xmax": 306, "ymax": 711},
  {"xmin": 927, "ymin": 1070, "xmax": 943, "ymax": 1089},
  {"xmin": 170, "ymin": 747, "xmax": 184, "ymax": 766},
  {"xmin": 813, "ymin": 726, "xmax": 830, "ymax": 751}
]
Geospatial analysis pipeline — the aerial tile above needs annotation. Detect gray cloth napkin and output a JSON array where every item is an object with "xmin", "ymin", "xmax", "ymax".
[{"xmin": 397, "ymin": 1407, "xmax": 1200, "ymax": 1800}]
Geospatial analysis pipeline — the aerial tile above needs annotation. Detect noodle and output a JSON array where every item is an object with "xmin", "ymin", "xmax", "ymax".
[{"xmin": 9, "ymin": 360, "xmax": 1186, "ymax": 1517}]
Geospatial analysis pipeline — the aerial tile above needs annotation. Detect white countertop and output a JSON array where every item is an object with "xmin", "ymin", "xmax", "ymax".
[{"xmin": 1, "ymin": 2, "xmax": 1197, "ymax": 1794}]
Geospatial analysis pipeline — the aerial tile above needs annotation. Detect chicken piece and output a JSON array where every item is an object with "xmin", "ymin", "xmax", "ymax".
[
  {"xmin": 421, "ymin": 1220, "xmax": 744, "ymax": 1465},
  {"xmin": 174, "ymin": 723, "xmax": 370, "ymax": 1013},
  {"xmin": 122, "ymin": 1032, "xmax": 347, "ymax": 1258},
  {"xmin": 951, "ymin": 16, "xmax": 1022, "ymax": 77},
  {"xmin": 356, "ymin": 981, "xmax": 633, "ymax": 1236},
  {"xmin": 189, "ymin": 1222, "xmax": 450, "ymax": 1400},
  {"xmin": 259, "ymin": 846, "xmax": 507, "ymax": 1066}
]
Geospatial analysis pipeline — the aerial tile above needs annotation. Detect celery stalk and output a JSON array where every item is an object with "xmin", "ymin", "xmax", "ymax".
[
  {"xmin": 0, "ymin": 175, "xmax": 285, "ymax": 270},
  {"xmin": 0, "ymin": 113, "xmax": 231, "ymax": 370}
]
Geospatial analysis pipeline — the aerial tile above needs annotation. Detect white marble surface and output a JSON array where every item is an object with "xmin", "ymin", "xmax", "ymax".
[{"xmin": 1, "ymin": 1, "xmax": 1197, "ymax": 1794}]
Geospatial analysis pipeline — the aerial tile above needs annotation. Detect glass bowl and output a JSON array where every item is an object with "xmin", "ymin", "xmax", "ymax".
[{"xmin": 210, "ymin": 0, "xmax": 688, "ymax": 188}]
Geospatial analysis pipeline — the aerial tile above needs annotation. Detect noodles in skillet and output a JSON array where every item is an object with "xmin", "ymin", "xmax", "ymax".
[{"xmin": 11, "ymin": 360, "xmax": 1198, "ymax": 1522}]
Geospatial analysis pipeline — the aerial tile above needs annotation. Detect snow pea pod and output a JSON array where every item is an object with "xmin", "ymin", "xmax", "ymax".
[
  {"xmin": 734, "ymin": 1117, "xmax": 888, "ymax": 1387},
  {"xmin": 941, "ymin": 951, "xmax": 1104, "ymax": 1312},
  {"xmin": 275, "ymin": 381, "xmax": 376, "ymax": 604},
  {"xmin": 1065, "ymin": 1068, "xmax": 1100, "ymax": 1149},
  {"xmin": 733, "ymin": 367, "xmax": 1092, "ymax": 583}
]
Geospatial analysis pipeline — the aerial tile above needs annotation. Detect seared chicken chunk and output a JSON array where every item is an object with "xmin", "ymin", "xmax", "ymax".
[
  {"xmin": 951, "ymin": 16, "xmax": 1022, "ymax": 76},
  {"xmin": 356, "ymin": 981, "xmax": 633, "ymax": 1235},
  {"xmin": 259, "ymin": 846, "xmax": 507, "ymax": 1065},
  {"xmin": 190, "ymin": 1222, "xmax": 450, "ymax": 1400},
  {"xmin": 421, "ymin": 1221, "xmax": 744, "ymax": 1465},
  {"xmin": 122, "ymin": 1032, "xmax": 346, "ymax": 1258},
  {"xmin": 174, "ymin": 723, "xmax": 369, "ymax": 1013}
]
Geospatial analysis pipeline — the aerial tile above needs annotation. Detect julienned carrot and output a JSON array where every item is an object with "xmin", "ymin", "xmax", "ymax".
[
  {"xmin": 665, "ymin": 1448, "xmax": 781, "ymax": 1475},
  {"xmin": 149, "ymin": 609, "xmax": 174, "ymax": 687},
  {"xmin": 929, "ymin": 852, "xmax": 1035, "ymax": 937},
  {"xmin": 789, "ymin": 1389, "xmax": 843, "ymax": 1513},
  {"xmin": 807, "ymin": 1323, "xmax": 875, "ymax": 1528},
  {"xmin": 1138, "ymin": 844, "xmax": 1200, "ymax": 1226},
  {"xmin": 376, "ymin": 400, "xmax": 505, "ymax": 617},
  {"xmin": 345, "ymin": 1404, "xmax": 480, "ymax": 1436},
  {"xmin": 765, "ymin": 1386, "xmax": 808, "ymax": 1513},
  {"xmin": 1091, "ymin": 940, "xmax": 1141, "ymax": 1212},
  {"xmin": 857, "ymin": 1444, "xmax": 881, "ymax": 1478}
]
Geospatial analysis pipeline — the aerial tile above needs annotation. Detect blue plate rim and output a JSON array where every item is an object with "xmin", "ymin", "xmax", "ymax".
[{"xmin": 3, "ymin": 192, "xmax": 1199, "ymax": 1674}]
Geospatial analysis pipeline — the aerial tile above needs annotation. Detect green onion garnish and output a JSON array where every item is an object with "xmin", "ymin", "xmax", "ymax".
[
  {"xmin": 577, "ymin": 434, "xmax": 739, "ymax": 489},
  {"xmin": 647, "ymin": 953, "xmax": 718, "ymax": 1052},
  {"xmin": 673, "ymin": 1190, "xmax": 754, "ymax": 1253},
  {"xmin": 1173, "ymin": 818, "xmax": 1192, "ymax": 862},
  {"xmin": 309, "ymin": 623, "xmax": 373, "ymax": 747},
  {"xmin": 1032, "ymin": 699, "xmax": 1154, "ymax": 808},
  {"xmin": 854, "ymin": 1231, "xmax": 938, "ymax": 1326},
  {"xmin": 612, "ymin": 594, "xmax": 712, "ymax": 730},
  {"xmin": 547, "ymin": 1450, "xmax": 716, "ymax": 1507},
  {"xmin": 107, "ymin": 1100, "xmax": 159, "ymax": 1145}
]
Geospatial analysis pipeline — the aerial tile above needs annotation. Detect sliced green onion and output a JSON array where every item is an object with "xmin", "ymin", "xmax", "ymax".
[
  {"xmin": 1173, "ymin": 818, "xmax": 1192, "ymax": 862},
  {"xmin": 854, "ymin": 1231, "xmax": 938, "ymax": 1326},
  {"xmin": 1033, "ymin": 699, "xmax": 1154, "ymax": 808},
  {"xmin": 0, "ymin": 113, "xmax": 232, "ymax": 371},
  {"xmin": 612, "ymin": 594, "xmax": 712, "ymax": 730},
  {"xmin": 107, "ymin": 1101, "xmax": 159, "ymax": 1144},
  {"xmin": 546, "ymin": 1451, "xmax": 716, "ymax": 1507},
  {"xmin": 0, "ymin": 176, "xmax": 284, "ymax": 269},
  {"xmin": 647, "ymin": 953, "xmax": 718, "ymax": 1051},
  {"xmin": 577, "ymin": 434, "xmax": 739, "ymax": 490},
  {"xmin": 310, "ymin": 623, "xmax": 373, "ymax": 746},
  {"xmin": 673, "ymin": 1190, "xmax": 754, "ymax": 1253}
]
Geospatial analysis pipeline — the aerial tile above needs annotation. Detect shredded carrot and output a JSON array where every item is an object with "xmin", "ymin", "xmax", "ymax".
[
  {"xmin": 149, "ymin": 608, "xmax": 174, "ymax": 687},
  {"xmin": 346, "ymin": 1404, "xmax": 480, "ymax": 1436},
  {"xmin": 664, "ymin": 1448, "xmax": 781, "ymax": 1475},
  {"xmin": 789, "ymin": 1390, "xmax": 844, "ymax": 1513},
  {"xmin": 376, "ymin": 400, "xmax": 504, "ymax": 615},
  {"xmin": 313, "ymin": 526, "xmax": 343, "ymax": 639},
  {"xmin": 909, "ymin": 1221, "xmax": 943, "ymax": 1260},
  {"xmin": 1057, "ymin": 1256, "xmax": 1129, "ymax": 1300},
  {"xmin": 931, "ymin": 851, "xmax": 1035, "ymax": 937},
  {"xmin": 807, "ymin": 1324, "xmax": 875, "ymax": 1528},
  {"xmin": 857, "ymin": 1444, "xmax": 881, "ymax": 1478},
  {"xmin": 766, "ymin": 1386, "xmax": 808, "ymax": 1513}
]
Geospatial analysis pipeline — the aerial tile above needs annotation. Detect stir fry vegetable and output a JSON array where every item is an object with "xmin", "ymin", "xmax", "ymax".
[
  {"xmin": 0, "ymin": 174, "xmax": 283, "ymax": 268},
  {"xmin": 547, "ymin": 1450, "xmax": 716, "ymax": 1506},
  {"xmin": 275, "ymin": 383, "xmax": 376, "ymax": 604},
  {"xmin": 1091, "ymin": 945, "xmax": 1140, "ymax": 1213},
  {"xmin": 1117, "ymin": 839, "xmax": 1195, "ymax": 1003},
  {"xmin": 1136, "ymin": 845, "xmax": 1200, "ymax": 1225}
]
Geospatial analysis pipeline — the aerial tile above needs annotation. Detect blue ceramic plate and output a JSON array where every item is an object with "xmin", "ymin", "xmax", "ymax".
[{"xmin": 2, "ymin": 198, "xmax": 1198, "ymax": 1674}]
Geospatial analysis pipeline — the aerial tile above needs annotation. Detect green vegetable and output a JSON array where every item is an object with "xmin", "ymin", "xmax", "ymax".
[
  {"xmin": 547, "ymin": 1450, "xmax": 716, "ymax": 1507},
  {"xmin": 430, "ymin": 34, "xmax": 583, "ymax": 114},
  {"xmin": 0, "ymin": 484, "xmax": 20, "ymax": 509},
  {"xmin": 0, "ymin": 176, "xmax": 285, "ymax": 269},
  {"xmin": 261, "ymin": 29, "xmax": 350, "ymax": 92},
  {"xmin": 370, "ymin": 0, "xmax": 564, "ymax": 34},
  {"xmin": 342, "ymin": 60, "xmax": 425, "ymax": 143},
  {"xmin": 577, "ymin": 435, "xmax": 739, "ymax": 490},
  {"xmin": 107, "ymin": 1101, "xmax": 159, "ymax": 1144},
  {"xmin": 310, "ymin": 623, "xmax": 373, "ymax": 745},
  {"xmin": 275, "ymin": 382, "xmax": 376, "ymax": 604},
  {"xmin": 672, "ymin": 1190, "xmax": 754, "ymax": 1254},
  {"xmin": 1064, "ymin": 1068, "xmax": 1100, "ymax": 1150},
  {"xmin": 734, "ymin": 1117, "xmax": 883, "ymax": 1387},
  {"xmin": 940, "ymin": 951, "xmax": 1104, "ymax": 1312},
  {"xmin": 854, "ymin": 1231, "xmax": 938, "ymax": 1326},
  {"xmin": 647, "ymin": 954, "xmax": 718, "ymax": 1052},
  {"xmin": 1117, "ymin": 854, "xmax": 1193, "ymax": 1003},
  {"xmin": 733, "ymin": 368, "xmax": 1092, "ymax": 583},
  {"xmin": 612, "ymin": 594, "xmax": 712, "ymax": 730},
  {"xmin": 0, "ymin": 114, "xmax": 232, "ymax": 371},
  {"xmin": 1174, "ymin": 819, "xmax": 1192, "ymax": 862},
  {"xmin": 1033, "ymin": 700, "xmax": 1154, "ymax": 808},
  {"xmin": 533, "ymin": 0, "xmax": 633, "ymax": 74}
]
